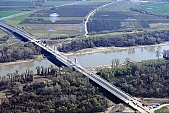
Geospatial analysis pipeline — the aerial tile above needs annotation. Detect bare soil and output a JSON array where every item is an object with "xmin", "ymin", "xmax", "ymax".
[
  {"xmin": 64, "ymin": 41, "xmax": 169, "ymax": 56},
  {"xmin": 0, "ymin": 55, "xmax": 43, "ymax": 66}
]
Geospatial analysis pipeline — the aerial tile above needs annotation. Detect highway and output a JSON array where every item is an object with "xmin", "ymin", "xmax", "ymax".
[{"xmin": 0, "ymin": 21, "xmax": 154, "ymax": 113}]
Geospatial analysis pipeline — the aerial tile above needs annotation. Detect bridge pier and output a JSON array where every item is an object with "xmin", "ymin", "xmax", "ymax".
[
  {"xmin": 0, "ymin": 22, "xmax": 153, "ymax": 113},
  {"xmin": 42, "ymin": 49, "xmax": 69, "ymax": 67}
]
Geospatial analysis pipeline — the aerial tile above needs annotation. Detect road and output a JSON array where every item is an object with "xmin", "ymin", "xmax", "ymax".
[
  {"xmin": 0, "ymin": 21, "xmax": 153, "ymax": 113},
  {"xmin": 84, "ymin": 2, "xmax": 114, "ymax": 37},
  {"xmin": 152, "ymin": 104, "xmax": 169, "ymax": 111}
]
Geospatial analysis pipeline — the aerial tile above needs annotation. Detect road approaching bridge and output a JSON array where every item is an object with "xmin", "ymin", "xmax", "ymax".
[
  {"xmin": 0, "ymin": 21, "xmax": 154, "ymax": 113},
  {"xmin": 84, "ymin": 2, "xmax": 113, "ymax": 37}
]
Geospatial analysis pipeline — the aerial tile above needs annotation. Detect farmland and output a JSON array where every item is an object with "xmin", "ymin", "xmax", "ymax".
[
  {"xmin": 2, "ymin": 0, "xmax": 169, "ymax": 37},
  {"xmin": 0, "ymin": 0, "xmax": 89, "ymax": 36},
  {"xmin": 18, "ymin": 1, "xmax": 108, "ymax": 36},
  {"xmin": 136, "ymin": 3, "xmax": 169, "ymax": 16},
  {"xmin": 87, "ymin": 1, "xmax": 169, "ymax": 34},
  {"xmin": 0, "ymin": 1, "xmax": 34, "ymax": 11},
  {"xmin": 0, "ymin": 11, "xmax": 23, "ymax": 18}
]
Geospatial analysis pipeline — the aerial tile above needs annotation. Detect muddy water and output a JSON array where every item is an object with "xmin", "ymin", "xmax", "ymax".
[{"xmin": 0, "ymin": 45, "xmax": 169, "ymax": 76}]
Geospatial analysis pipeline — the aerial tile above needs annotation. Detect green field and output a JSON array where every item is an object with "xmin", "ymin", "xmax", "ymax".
[
  {"xmin": 76, "ymin": 0, "xmax": 110, "ymax": 5},
  {"xmin": 43, "ymin": 1, "xmax": 75, "ymax": 6},
  {"xmin": 5, "ymin": 13, "xmax": 31, "ymax": 26},
  {"xmin": 139, "ymin": 3, "xmax": 169, "ymax": 15},
  {"xmin": 0, "ymin": 11, "xmax": 22, "ymax": 18},
  {"xmin": 1, "ymin": 0, "xmax": 169, "ymax": 37},
  {"xmin": 155, "ymin": 106, "xmax": 167, "ymax": 113},
  {"xmin": 98, "ymin": 0, "xmax": 139, "ymax": 11}
]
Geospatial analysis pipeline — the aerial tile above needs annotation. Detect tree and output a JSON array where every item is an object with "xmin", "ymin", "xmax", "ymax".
[
  {"xmin": 162, "ymin": 49, "xmax": 169, "ymax": 60},
  {"xmin": 111, "ymin": 58, "xmax": 120, "ymax": 68},
  {"xmin": 6, "ymin": 73, "xmax": 11, "ymax": 80},
  {"xmin": 36, "ymin": 66, "xmax": 41, "ymax": 75},
  {"xmin": 44, "ymin": 67, "xmax": 48, "ymax": 78},
  {"xmin": 155, "ymin": 49, "xmax": 161, "ymax": 59},
  {"xmin": 41, "ymin": 66, "xmax": 44, "ymax": 75},
  {"xmin": 30, "ymin": 70, "xmax": 34, "ymax": 81}
]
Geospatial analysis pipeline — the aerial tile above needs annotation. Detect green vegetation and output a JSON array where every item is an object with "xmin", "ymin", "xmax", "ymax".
[
  {"xmin": 131, "ymin": 3, "xmax": 169, "ymax": 19},
  {"xmin": 5, "ymin": 13, "xmax": 31, "ymax": 26},
  {"xmin": 9, "ymin": 13, "xmax": 31, "ymax": 21},
  {"xmin": 155, "ymin": 106, "xmax": 167, "ymax": 113},
  {"xmin": 98, "ymin": 58, "xmax": 169, "ymax": 98},
  {"xmin": 43, "ymin": 1, "xmax": 75, "ymax": 6},
  {"xmin": 58, "ymin": 30, "xmax": 169, "ymax": 52},
  {"xmin": 0, "ymin": 11, "xmax": 22, "ymax": 18},
  {"xmin": 98, "ymin": 0, "xmax": 139, "ymax": 11},
  {"xmin": 0, "ymin": 42, "xmax": 41, "ymax": 63},
  {"xmin": 139, "ymin": 3, "xmax": 169, "ymax": 16},
  {"xmin": 16, "ymin": 1, "xmax": 107, "ymax": 37},
  {"xmin": 88, "ymin": 1, "xmax": 169, "ymax": 34},
  {"xmin": 0, "ymin": 66, "xmax": 108, "ymax": 113}
]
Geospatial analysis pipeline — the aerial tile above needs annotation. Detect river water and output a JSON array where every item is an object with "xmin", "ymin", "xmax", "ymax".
[{"xmin": 0, "ymin": 45, "xmax": 169, "ymax": 76}]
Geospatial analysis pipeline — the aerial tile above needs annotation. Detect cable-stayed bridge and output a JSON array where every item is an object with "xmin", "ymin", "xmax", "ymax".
[{"xmin": 0, "ymin": 21, "xmax": 153, "ymax": 113}]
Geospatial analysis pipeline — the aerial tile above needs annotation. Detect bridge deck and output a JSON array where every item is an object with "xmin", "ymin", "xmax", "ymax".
[{"xmin": 0, "ymin": 21, "xmax": 153, "ymax": 113}]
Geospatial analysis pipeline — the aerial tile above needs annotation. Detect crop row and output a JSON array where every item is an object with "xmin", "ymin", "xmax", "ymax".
[
  {"xmin": 31, "ymin": 3, "xmax": 106, "ymax": 17},
  {"xmin": 87, "ymin": 10, "xmax": 169, "ymax": 33},
  {"xmin": 92, "ymin": 11, "xmax": 168, "ymax": 20},
  {"xmin": 87, "ymin": 19, "xmax": 150, "ymax": 33},
  {"xmin": 20, "ymin": 18, "xmax": 82, "ymax": 24}
]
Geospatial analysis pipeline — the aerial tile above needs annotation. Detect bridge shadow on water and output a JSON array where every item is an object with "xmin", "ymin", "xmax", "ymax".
[
  {"xmin": 41, "ymin": 51, "xmax": 124, "ymax": 104},
  {"xmin": 12, "ymin": 33, "xmax": 128, "ymax": 106},
  {"xmin": 42, "ymin": 49, "xmax": 68, "ymax": 67},
  {"xmin": 13, "ymin": 34, "xmax": 125, "ymax": 104},
  {"xmin": 12, "ymin": 33, "xmax": 68, "ymax": 67}
]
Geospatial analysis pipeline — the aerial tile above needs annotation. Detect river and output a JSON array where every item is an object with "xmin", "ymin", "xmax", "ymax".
[{"xmin": 0, "ymin": 45, "xmax": 169, "ymax": 76}]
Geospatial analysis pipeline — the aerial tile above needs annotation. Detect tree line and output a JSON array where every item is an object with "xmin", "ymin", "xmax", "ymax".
[
  {"xmin": 58, "ymin": 30, "xmax": 169, "ymax": 52},
  {"xmin": 0, "ymin": 42, "xmax": 41, "ymax": 63},
  {"xmin": 0, "ymin": 65, "xmax": 108, "ymax": 113},
  {"xmin": 98, "ymin": 58, "xmax": 169, "ymax": 98}
]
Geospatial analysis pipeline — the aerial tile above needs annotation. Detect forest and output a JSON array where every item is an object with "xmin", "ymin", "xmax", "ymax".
[
  {"xmin": 0, "ymin": 66, "xmax": 108, "ymax": 113},
  {"xmin": 58, "ymin": 30, "xmax": 169, "ymax": 52},
  {"xmin": 98, "ymin": 58, "xmax": 169, "ymax": 98},
  {"xmin": 0, "ymin": 42, "xmax": 41, "ymax": 63}
]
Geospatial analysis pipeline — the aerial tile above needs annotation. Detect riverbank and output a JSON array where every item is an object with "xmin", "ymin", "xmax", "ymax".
[
  {"xmin": 0, "ymin": 41, "xmax": 169, "ymax": 68},
  {"xmin": 64, "ymin": 41, "xmax": 169, "ymax": 56},
  {"xmin": 0, "ymin": 55, "xmax": 44, "ymax": 67}
]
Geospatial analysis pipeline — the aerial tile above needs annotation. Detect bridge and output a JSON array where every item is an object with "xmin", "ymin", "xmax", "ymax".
[{"xmin": 0, "ymin": 21, "xmax": 153, "ymax": 113}]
